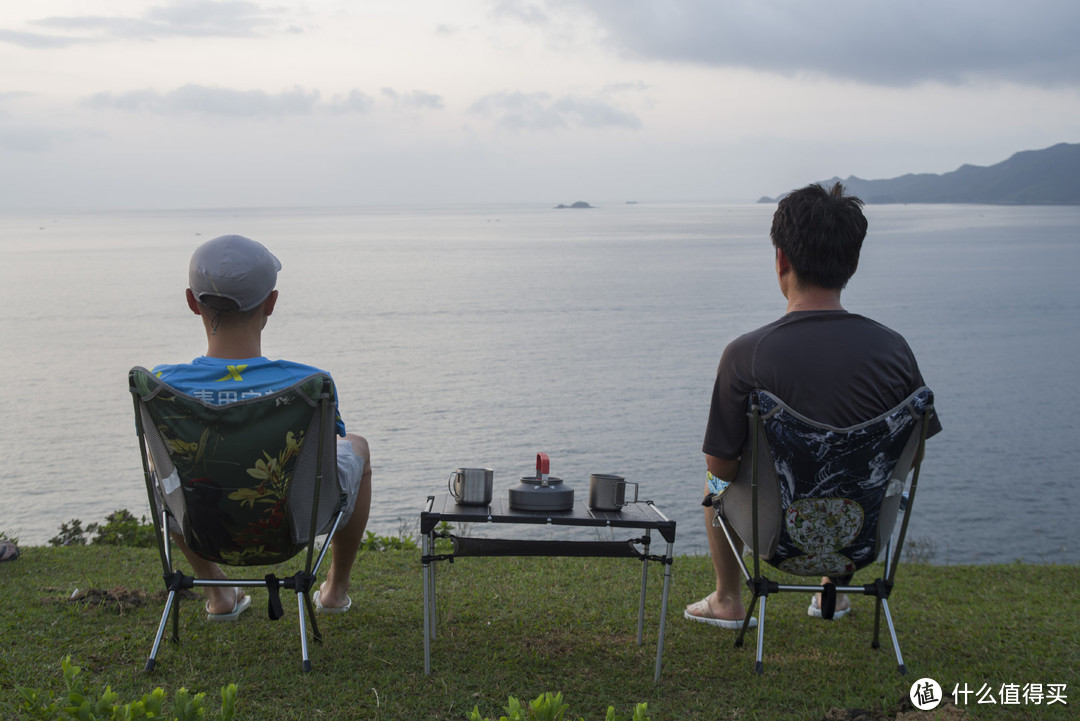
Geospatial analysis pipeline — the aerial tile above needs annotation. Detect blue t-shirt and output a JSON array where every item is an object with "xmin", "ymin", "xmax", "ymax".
[{"xmin": 152, "ymin": 356, "xmax": 346, "ymax": 436}]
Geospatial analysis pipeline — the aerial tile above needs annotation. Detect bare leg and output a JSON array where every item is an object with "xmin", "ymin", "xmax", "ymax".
[
  {"xmin": 170, "ymin": 533, "xmax": 244, "ymax": 614},
  {"xmin": 318, "ymin": 433, "xmax": 372, "ymax": 608},
  {"xmin": 687, "ymin": 502, "xmax": 748, "ymax": 621}
]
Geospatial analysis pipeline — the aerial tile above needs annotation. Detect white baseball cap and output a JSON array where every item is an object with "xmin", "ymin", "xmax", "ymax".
[{"xmin": 188, "ymin": 234, "xmax": 281, "ymax": 312}]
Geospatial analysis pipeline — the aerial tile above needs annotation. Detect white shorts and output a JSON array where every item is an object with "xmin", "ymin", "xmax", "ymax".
[{"xmin": 336, "ymin": 438, "xmax": 366, "ymax": 524}]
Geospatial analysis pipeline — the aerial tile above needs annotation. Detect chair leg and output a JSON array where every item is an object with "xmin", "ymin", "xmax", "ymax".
[
  {"xmin": 878, "ymin": 598, "xmax": 907, "ymax": 675},
  {"xmin": 146, "ymin": 590, "xmax": 178, "ymax": 672},
  {"xmin": 304, "ymin": 591, "xmax": 323, "ymax": 644},
  {"xmin": 296, "ymin": 591, "xmax": 313, "ymax": 673},
  {"xmin": 734, "ymin": 591, "xmax": 759, "ymax": 649},
  {"xmin": 871, "ymin": 596, "xmax": 883, "ymax": 649},
  {"xmin": 753, "ymin": 596, "xmax": 767, "ymax": 675}
]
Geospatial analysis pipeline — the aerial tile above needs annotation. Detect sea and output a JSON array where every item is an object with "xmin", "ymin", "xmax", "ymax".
[{"xmin": 1, "ymin": 201, "xmax": 1077, "ymax": 565}]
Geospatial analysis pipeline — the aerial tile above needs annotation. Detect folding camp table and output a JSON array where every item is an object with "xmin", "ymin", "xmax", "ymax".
[{"xmin": 420, "ymin": 494, "xmax": 676, "ymax": 681}]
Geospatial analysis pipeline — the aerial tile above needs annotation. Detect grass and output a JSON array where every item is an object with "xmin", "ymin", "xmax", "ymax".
[{"xmin": 1, "ymin": 545, "xmax": 1077, "ymax": 720}]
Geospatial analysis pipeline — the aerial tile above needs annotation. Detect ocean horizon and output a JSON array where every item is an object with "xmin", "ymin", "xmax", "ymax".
[{"xmin": 1, "ymin": 201, "xmax": 1077, "ymax": 564}]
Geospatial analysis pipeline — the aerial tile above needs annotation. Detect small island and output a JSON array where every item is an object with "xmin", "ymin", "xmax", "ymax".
[{"xmin": 554, "ymin": 201, "xmax": 593, "ymax": 209}]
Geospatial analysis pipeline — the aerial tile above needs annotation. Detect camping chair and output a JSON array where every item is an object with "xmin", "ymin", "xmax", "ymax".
[
  {"xmin": 129, "ymin": 367, "xmax": 346, "ymax": 672},
  {"xmin": 708, "ymin": 387, "xmax": 934, "ymax": 675}
]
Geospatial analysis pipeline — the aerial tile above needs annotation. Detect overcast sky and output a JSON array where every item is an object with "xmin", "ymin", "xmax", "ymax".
[{"xmin": 2, "ymin": 0, "xmax": 1079, "ymax": 208}]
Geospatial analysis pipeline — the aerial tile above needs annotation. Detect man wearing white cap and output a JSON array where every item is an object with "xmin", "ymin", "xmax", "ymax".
[{"xmin": 153, "ymin": 234, "xmax": 371, "ymax": 619}]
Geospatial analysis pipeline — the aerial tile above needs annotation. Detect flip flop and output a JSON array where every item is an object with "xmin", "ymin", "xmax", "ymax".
[
  {"xmin": 206, "ymin": 591, "xmax": 251, "ymax": 622},
  {"xmin": 313, "ymin": 589, "xmax": 352, "ymax": 614},
  {"xmin": 0, "ymin": 541, "xmax": 19, "ymax": 562},
  {"xmin": 808, "ymin": 594, "xmax": 851, "ymax": 620},
  {"xmin": 684, "ymin": 597, "xmax": 757, "ymax": 629}
]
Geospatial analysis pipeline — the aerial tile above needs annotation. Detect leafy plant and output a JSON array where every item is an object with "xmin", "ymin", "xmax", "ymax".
[
  {"xmin": 17, "ymin": 656, "xmax": 238, "ymax": 720},
  {"xmin": 49, "ymin": 511, "xmax": 155, "ymax": 548},
  {"xmin": 359, "ymin": 530, "xmax": 419, "ymax": 552},
  {"xmin": 49, "ymin": 520, "xmax": 90, "ymax": 547},
  {"xmin": 89, "ymin": 510, "xmax": 156, "ymax": 548},
  {"xmin": 432, "ymin": 520, "xmax": 458, "ymax": 554},
  {"xmin": 467, "ymin": 692, "xmax": 648, "ymax": 721}
]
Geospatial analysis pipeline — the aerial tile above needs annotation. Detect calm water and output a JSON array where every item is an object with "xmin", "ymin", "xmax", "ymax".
[{"xmin": 1, "ymin": 202, "xmax": 1077, "ymax": 564}]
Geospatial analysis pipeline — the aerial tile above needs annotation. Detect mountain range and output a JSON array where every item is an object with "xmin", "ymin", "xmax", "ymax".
[{"xmin": 761, "ymin": 142, "xmax": 1080, "ymax": 204}]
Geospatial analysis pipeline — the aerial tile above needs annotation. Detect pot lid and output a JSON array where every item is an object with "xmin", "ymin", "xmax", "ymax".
[
  {"xmin": 518, "ymin": 451, "xmax": 572, "ymax": 488},
  {"xmin": 518, "ymin": 474, "xmax": 565, "ymax": 486}
]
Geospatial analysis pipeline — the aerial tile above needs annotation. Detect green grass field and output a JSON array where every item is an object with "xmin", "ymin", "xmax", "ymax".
[{"xmin": 1, "ymin": 545, "xmax": 1076, "ymax": 720}]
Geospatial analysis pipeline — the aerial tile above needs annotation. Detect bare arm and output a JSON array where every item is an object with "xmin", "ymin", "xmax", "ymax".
[{"xmin": 706, "ymin": 454, "xmax": 739, "ymax": 484}]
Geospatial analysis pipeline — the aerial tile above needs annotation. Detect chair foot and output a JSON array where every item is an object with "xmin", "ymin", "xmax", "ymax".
[
  {"xmin": 754, "ymin": 661, "xmax": 763, "ymax": 675},
  {"xmin": 144, "ymin": 659, "xmax": 155, "ymax": 672},
  {"xmin": 302, "ymin": 660, "xmax": 312, "ymax": 673},
  {"xmin": 898, "ymin": 663, "xmax": 907, "ymax": 675}
]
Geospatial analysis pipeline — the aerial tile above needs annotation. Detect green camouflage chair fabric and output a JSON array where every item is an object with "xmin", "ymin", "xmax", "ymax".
[{"xmin": 130, "ymin": 367, "xmax": 342, "ymax": 566}]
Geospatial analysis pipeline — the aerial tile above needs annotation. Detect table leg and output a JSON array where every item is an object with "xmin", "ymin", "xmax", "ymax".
[
  {"xmin": 431, "ymin": 548, "xmax": 438, "ymax": 641},
  {"xmin": 422, "ymin": 531, "xmax": 432, "ymax": 675},
  {"xmin": 653, "ymin": 540, "xmax": 674, "ymax": 683},
  {"xmin": 637, "ymin": 529, "xmax": 651, "ymax": 645}
]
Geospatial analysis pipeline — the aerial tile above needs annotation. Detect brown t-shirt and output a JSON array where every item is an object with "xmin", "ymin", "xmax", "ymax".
[{"xmin": 703, "ymin": 311, "xmax": 942, "ymax": 460}]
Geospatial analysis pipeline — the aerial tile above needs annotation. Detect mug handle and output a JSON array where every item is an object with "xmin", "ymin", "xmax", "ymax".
[
  {"xmin": 621, "ymin": 481, "xmax": 639, "ymax": 505},
  {"xmin": 448, "ymin": 470, "xmax": 460, "ymax": 499}
]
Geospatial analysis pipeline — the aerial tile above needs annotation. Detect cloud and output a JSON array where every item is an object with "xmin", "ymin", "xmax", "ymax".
[
  {"xmin": 381, "ymin": 88, "xmax": 446, "ymax": 111},
  {"xmin": 83, "ymin": 85, "xmax": 325, "ymax": 117},
  {"xmin": 0, "ymin": 1, "xmax": 288, "ymax": 48},
  {"xmin": 81, "ymin": 85, "xmax": 445, "ymax": 118},
  {"xmin": 528, "ymin": 0, "xmax": 1080, "ymax": 87},
  {"xmin": 0, "ymin": 122, "xmax": 93, "ymax": 153},
  {"xmin": 470, "ymin": 91, "xmax": 642, "ymax": 130},
  {"xmin": 0, "ymin": 28, "xmax": 91, "ymax": 49},
  {"xmin": 490, "ymin": 0, "xmax": 551, "ymax": 25},
  {"xmin": 330, "ymin": 90, "xmax": 375, "ymax": 114},
  {"xmin": 601, "ymin": 81, "xmax": 649, "ymax": 95},
  {"xmin": 140, "ymin": 0, "xmax": 285, "ymax": 36},
  {"xmin": 0, "ymin": 91, "xmax": 34, "ymax": 104}
]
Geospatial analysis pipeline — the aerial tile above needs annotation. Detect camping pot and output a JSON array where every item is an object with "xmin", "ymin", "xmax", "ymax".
[
  {"xmin": 588, "ymin": 474, "xmax": 639, "ymax": 511},
  {"xmin": 448, "ymin": 467, "xmax": 494, "ymax": 506},
  {"xmin": 508, "ymin": 452, "xmax": 575, "ymax": 512}
]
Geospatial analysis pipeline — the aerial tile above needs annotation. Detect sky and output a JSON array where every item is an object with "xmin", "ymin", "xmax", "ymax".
[{"xmin": 2, "ymin": 0, "xmax": 1079, "ymax": 208}]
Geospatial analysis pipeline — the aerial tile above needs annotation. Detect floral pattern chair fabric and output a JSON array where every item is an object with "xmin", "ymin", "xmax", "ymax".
[
  {"xmin": 131, "ymin": 368, "xmax": 340, "ymax": 566},
  {"xmin": 709, "ymin": 386, "xmax": 935, "ymax": 675},
  {"xmin": 130, "ymin": 366, "xmax": 344, "ymax": 673},
  {"xmin": 755, "ymin": 388, "xmax": 934, "ymax": 577}
]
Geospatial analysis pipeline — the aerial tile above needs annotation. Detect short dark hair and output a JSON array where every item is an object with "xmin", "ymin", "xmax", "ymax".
[{"xmin": 770, "ymin": 182, "xmax": 868, "ymax": 290}]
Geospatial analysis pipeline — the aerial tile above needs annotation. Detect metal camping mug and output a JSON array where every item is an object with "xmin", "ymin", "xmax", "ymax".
[
  {"xmin": 588, "ymin": 474, "xmax": 639, "ymax": 511},
  {"xmin": 448, "ymin": 467, "xmax": 494, "ymax": 506}
]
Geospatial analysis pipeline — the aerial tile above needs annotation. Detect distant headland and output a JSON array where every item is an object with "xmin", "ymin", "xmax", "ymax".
[
  {"xmin": 554, "ymin": 201, "xmax": 593, "ymax": 209},
  {"xmin": 759, "ymin": 142, "xmax": 1080, "ymax": 205}
]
